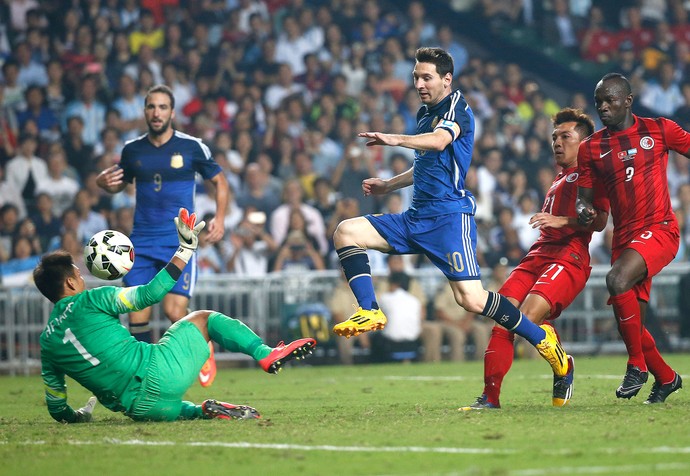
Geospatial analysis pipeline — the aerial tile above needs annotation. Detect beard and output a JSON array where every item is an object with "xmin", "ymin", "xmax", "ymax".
[{"xmin": 147, "ymin": 117, "xmax": 172, "ymax": 136}]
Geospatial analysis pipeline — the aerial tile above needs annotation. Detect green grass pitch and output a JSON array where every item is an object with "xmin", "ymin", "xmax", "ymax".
[{"xmin": 1, "ymin": 355, "xmax": 689, "ymax": 476}]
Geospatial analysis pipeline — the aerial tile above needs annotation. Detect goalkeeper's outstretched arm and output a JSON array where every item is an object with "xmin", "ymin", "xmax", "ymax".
[{"xmin": 113, "ymin": 208, "xmax": 206, "ymax": 314}]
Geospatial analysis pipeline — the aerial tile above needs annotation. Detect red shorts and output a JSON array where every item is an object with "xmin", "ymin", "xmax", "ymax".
[
  {"xmin": 611, "ymin": 221, "xmax": 680, "ymax": 302},
  {"xmin": 498, "ymin": 254, "xmax": 591, "ymax": 320}
]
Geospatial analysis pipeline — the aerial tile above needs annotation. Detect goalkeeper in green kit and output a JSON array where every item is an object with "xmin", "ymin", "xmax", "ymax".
[{"xmin": 36, "ymin": 208, "xmax": 316, "ymax": 423}]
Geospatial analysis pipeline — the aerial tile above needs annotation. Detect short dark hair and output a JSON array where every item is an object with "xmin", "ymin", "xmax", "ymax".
[
  {"xmin": 415, "ymin": 47, "xmax": 454, "ymax": 78},
  {"xmin": 145, "ymin": 84, "xmax": 175, "ymax": 109},
  {"xmin": 600, "ymin": 72, "xmax": 632, "ymax": 96},
  {"xmin": 552, "ymin": 107, "xmax": 595, "ymax": 139},
  {"xmin": 33, "ymin": 251, "xmax": 75, "ymax": 303}
]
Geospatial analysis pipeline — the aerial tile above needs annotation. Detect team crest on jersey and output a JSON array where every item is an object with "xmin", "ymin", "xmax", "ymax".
[
  {"xmin": 617, "ymin": 148, "xmax": 637, "ymax": 161},
  {"xmin": 566, "ymin": 172, "xmax": 578, "ymax": 182},
  {"xmin": 431, "ymin": 116, "xmax": 440, "ymax": 128},
  {"xmin": 640, "ymin": 136, "xmax": 654, "ymax": 150},
  {"xmin": 170, "ymin": 153, "xmax": 183, "ymax": 169}
]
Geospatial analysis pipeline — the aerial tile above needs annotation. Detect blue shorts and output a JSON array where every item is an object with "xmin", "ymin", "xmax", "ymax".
[
  {"xmin": 366, "ymin": 211, "xmax": 481, "ymax": 281},
  {"xmin": 123, "ymin": 245, "xmax": 198, "ymax": 298}
]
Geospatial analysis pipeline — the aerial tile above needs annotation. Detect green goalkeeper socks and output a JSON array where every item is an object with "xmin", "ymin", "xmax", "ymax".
[
  {"xmin": 208, "ymin": 312, "xmax": 272, "ymax": 361},
  {"xmin": 179, "ymin": 401, "xmax": 203, "ymax": 420}
]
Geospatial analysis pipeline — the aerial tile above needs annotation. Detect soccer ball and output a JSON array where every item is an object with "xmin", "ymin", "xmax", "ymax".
[{"xmin": 84, "ymin": 230, "xmax": 135, "ymax": 280}]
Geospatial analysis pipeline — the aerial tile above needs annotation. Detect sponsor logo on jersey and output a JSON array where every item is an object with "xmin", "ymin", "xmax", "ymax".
[
  {"xmin": 170, "ymin": 153, "xmax": 183, "ymax": 169},
  {"xmin": 640, "ymin": 136, "xmax": 654, "ymax": 150},
  {"xmin": 617, "ymin": 148, "xmax": 637, "ymax": 161},
  {"xmin": 566, "ymin": 172, "xmax": 579, "ymax": 182}
]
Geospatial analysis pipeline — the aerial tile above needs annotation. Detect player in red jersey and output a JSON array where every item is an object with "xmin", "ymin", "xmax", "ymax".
[
  {"xmin": 460, "ymin": 108, "xmax": 609, "ymax": 410},
  {"xmin": 577, "ymin": 73, "xmax": 684, "ymax": 403}
]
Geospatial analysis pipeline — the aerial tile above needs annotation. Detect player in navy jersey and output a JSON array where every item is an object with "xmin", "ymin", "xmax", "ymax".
[
  {"xmin": 331, "ymin": 47, "xmax": 568, "ymax": 378},
  {"xmin": 461, "ymin": 108, "xmax": 609, "ymax": 410},
  {"xmin": 96, "ymin": 85, "xmax": 229, "ymax": 387},
  {"xmin": 577, "ymin": 73, "xmax": 684, "ymax": 403}
]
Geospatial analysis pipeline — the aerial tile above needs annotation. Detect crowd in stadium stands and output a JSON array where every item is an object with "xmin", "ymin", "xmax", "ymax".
[{"xmin": 0, "ymin": 0, "xmax": 688, "ymax": 293}]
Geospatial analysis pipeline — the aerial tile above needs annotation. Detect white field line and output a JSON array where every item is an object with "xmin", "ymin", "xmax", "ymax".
[
  {"xmin": 510, "ymin": 462, "xmax": 690, "ymax": 475},
  {"xmin": 4, "ymin": 440, "xmax": 690, "ymax": 457}
]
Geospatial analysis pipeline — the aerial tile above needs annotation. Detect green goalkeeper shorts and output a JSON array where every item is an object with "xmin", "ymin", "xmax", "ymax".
[{"xmin": 127, "ymin": 320, "xmax": 210, "ymax": 421}]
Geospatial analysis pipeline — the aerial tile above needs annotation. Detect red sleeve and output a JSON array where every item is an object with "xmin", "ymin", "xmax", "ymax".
[
  {"xmin": 577, "ymin": 140, "xmax": 594, "ymax": 188},
  {"xmin": 661, "ymin": 117, "xmax": 690, "ymax": 155}
]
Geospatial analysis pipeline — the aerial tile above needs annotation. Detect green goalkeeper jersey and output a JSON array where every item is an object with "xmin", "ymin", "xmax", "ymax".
[{"xmin": 40, "ymin": 267, "xmax": 177, "ymax": 422}]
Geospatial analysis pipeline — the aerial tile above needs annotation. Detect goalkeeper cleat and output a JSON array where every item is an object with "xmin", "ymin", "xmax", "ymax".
[
  {"xmin": 202, "ymin": 399, "xmax": 261, "ymax": 420},
  {"xmin": 198, "ymin": 342, "xmax": 217, "ymax": 388},
  {"xmin": 615, "ymin": 364, "xmax": 648, "ymax": 399},
  {"xmin": 536, "ymin": 324, "xmax": 568, "ymax": 377},
  {"xmin": 259, "ymin": 338, "xmax": 317, "ymax": 374},
  {"xmin": 644, "ymin": 372, "xmax": 682, "ymax": 404},
  {"xmin": 458, "ymin": 395, "xmax": 500, "ymax": 411},
  {"xmin": 332, "ymin": 307, "xmax": 387, "ymax": 338},
  {"xmin": 552, "ymin": 355, "xmax": 575, "ymax": 407}
]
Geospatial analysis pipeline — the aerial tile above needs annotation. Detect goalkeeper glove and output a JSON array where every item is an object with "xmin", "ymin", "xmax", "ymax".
[
  {"xmin": 174, "ymin": 208, "xmax": 206, "ymax": 263},
  {"xmin": 74, "ymin": 396, "xmax": 98, "ymax": 423}
]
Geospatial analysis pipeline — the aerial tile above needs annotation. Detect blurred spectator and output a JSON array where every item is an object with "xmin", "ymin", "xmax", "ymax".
[
  {"xmin": 542, "ymin": 0, "xmax": 583, "ymax": 55},
  {"xmin": 641, "ymin": 20, "xmax": 676, "ymax": 73},
  {"xmin": 35, "ymin": 147, "xmax": 79, "ymax": 218},
  {"xmin": 63, "ymin": 75, "xmax": 106, "ymax": 146},
  {"xmin": 0, "ymin": 235, "xmax": 40, "ymax": 286},
  {"xmin": 1, "ymin": 60, "xmax": 26, "ymax": 111},
  {"xmin": 0, "ymin": 85, "xmax": 19, "ymax": 164},
  {"xmin": 5, "ymin": 133, "xmax": 48, "ymax": 214},
  {"xmin": 332, "ymin": 141, "xmax": 377, "ymax": 216},
  {"xmin": 196, "ymin": 226, "xmax": 223, "ymax": 275},
  {"xmin": 236, "ymin": 162, "xmax": 281, "ymax": 217},
  {"xmin": 0, "ymin": 164, "xmax": 24, "ymax": 217},
  {"xmin": 406, "ymin": 1, "xmax": 437, "ymax": 45},
  {"xmin": 58, "ymin": 229, "xmax": 89, "ymax": 275},
  {"xmin": 73, "ymin": 189, "xmax": 108, "ymax": 244},
  {"xmin": 225, "ymin": 214, "xmax": 277, "ymax": 276},
  {"xmin": 15, "ymin": 216, "xmax": 41, "ymax": 256},
  {"xmin": 371, "ymin": 271, "xmax": 422, "ymax": 363},
  {"xmin": 112, "ymin": 74, "xmax": 145, "ymax": 141},
  {"xmin": 264, "ymin": 63, "xmax": 307, "ymax": 111},
  {"xmin": 579, "ymin": 5, "xmax": 617, "ymax": 64},
  {"xmin": 16, "ymin": 86, "xmax": 60, "ymax": 143},
  {"xmin": 272, "ymin": 229, "xmax": 325, "ymax": 272},
  {"xmin": 15, "ymin": 40, "xmax": 47, "ymax": 88},
  {"xmin": 0, "ymin": 203, "xmax": 20, "ymax": 258},
  {"xmin": 639, "ymin": 61, "xmax": 685, "ymax": 116},
  {"xmin": 128, "ymin": 9, "xmax": 163, "ymax": 55},
  {"xmin": 270, "ymin": 179, "xmax": 327, "ymax": 255},
  {"xmin": 512, "ymin": 193, "xmax": 540, "ymax": 252},
  {"xmin": 62, "ymin": 115, "xmax": 95, "ymax": 180}
]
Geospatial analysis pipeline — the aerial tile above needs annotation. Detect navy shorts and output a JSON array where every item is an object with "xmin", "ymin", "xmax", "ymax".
[
  {"xmin": 123, "ymin": 245, "xmax": 197, "ymax": 298},
  {"xmin": 366, "ymin": 211, "xmax": 481, "ymax": 281}
]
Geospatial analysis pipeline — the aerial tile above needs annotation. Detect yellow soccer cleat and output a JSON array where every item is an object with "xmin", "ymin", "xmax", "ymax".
[
  {"xmin": 552, "ymin": 355, "xmax": 574, "ymax": 407},
  {"xmin": 536, "ymin": 324, "xmax": 568, "ymax": 377},
  {"xmin": 332, "ymin": 307, "xmax": 387, "ymax": 338}
]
